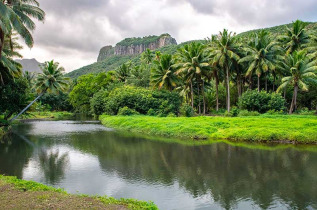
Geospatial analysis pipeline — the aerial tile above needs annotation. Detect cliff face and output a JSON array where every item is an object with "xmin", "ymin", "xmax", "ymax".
[{"xmin": 97, "ymin": 34, "xmax": 177, "ymax": 62}]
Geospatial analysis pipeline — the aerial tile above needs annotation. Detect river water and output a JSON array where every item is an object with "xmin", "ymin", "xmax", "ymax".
[{"xmin": 0, "ymin": 120, "xmax": 316, "ymax": 210}]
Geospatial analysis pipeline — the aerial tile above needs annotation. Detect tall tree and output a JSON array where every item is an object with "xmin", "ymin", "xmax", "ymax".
[
  {"xmin": 278, "ymin": 20, "xmax": 309, "ymax": 54},
  {"xmin": 0, "ymin": 0, "xmax": 45, "ymax": 59},
  {"xmin": 0, "ymin": 34, "xmax": 23, "ymax": 85},
  {"xmin": 239, "ymin": 30, "xmax": 281, "ymax": 92},
  {"xmin": 115, "ymin": 62, "xmax": 131, "ymax": 83},
  {"xmin": 277, "ymin": 50, "xmax": 317, "ymax": 114},
  {"xmin": 10, "ymin": 60, "xmax": 69, "ymax": 121},
  {"xmin": 209, "ymin": 29, "xmax": 240, "ymax": 112},
  {"xmin": 141, "ymin": 48, "xmax": 154, "ymax": 65},
  {"xmin": 151, "ymin": 53, "xmax": 178, "ymax": 91},
  {"xmin": 174, "ymin": 42, "xmax": 210, "ymax": 114}
]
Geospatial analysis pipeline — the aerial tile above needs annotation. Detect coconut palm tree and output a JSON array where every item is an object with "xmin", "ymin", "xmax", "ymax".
[
  {"xmin": 174, "ymin": 42, "xmax": 210, "ymax": 114},
  {"xmin": 239, "ymin": 30, "xmax": 281, "ymax": 92},
  {"xmin": 278, "ymin": 20, "xmax": 309, "ymax": 54},
  {"xmin": 209, "ymin": 29, "xmax": 240, "ymax": 112},
  {"xmin": 0, "ymin": 0, "xmax": 45, "ymax": 59},
  {"xmin": 141, "ymin": 48, "xmax": 154, "ymax": 65},
  {"xmin": 151, "ymin": 53, "xmax": 178, "ymax": 91},
  {"xmin": 277, "ymin": 50, "xmax": 317, "ymax": 114},
  {"xmin": 0, "ymin": 33, "xmax": 23, "ymax": 85},
  {"xmin": 10, "ymin": 60, "xmax": 69, "ymax": 122},
  {"xmin": 115, "ymin": 62, "xmax": 131, "ymax": 83}
]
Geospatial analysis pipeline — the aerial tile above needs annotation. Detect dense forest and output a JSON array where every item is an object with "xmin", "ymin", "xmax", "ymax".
[
  {"xmin": 68, "ymin": 20, "xmax": 317, "ymax": 117},
  {"xmin": 0, "ymin": 0, "xmax": 316, "ymax": 125}
]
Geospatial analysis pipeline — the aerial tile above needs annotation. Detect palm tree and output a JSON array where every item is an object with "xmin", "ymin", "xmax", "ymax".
[
  {"xmin": 174, "ymin": 42, "xmax": 210, "ymax": 114},
  {"xmin": 239, "ymin": 30, "xmax": 281, "ymax": 92},
  {"xmin": 141, "ymin": 48, "xmax": 154, "ymax": 65},
  {"xmin": 277, "ymin": 50, "xmax": 317, "ymax": 114},
  {"xmin": 115, "ymin": 62, "xmax": 131, "ymax": 82},
  {"xmin": 151, "ymin": 53, "xmax": 178, "ymax": 91},
  {"xmin": 278, "ymin": 20, "xmax": 309, "ymax": 54},
  {"xmin": 10, "ymin": 60, "xmax": 69, "ymax": 122},
  {"xmin": 209, "ymin": 29, "xmax": 240, "ymax": 112},
  {"xmin": 0, "ymin": 0, "xmax": 45, "ymax": 59},
  {"xmin": 0, "ymin": 33, "xmax": 23, "ymax": 85}
]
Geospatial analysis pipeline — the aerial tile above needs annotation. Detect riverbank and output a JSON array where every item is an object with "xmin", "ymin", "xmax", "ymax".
[
  {"xmin": 100, "ymin": 115, "xmax": 317, "ymax": 144},
  {"xmin": 21, "ymin": 111, "xmax": 74, "ymax": 120},
  {"xmin": 0, "ymin": 175, "xmax": 157, "ymax": 209}
]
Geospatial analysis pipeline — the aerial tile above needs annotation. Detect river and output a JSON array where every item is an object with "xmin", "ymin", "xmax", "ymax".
[{"xmin": 0, "ymin": 120, "xmax": 316, "ymax": 209}]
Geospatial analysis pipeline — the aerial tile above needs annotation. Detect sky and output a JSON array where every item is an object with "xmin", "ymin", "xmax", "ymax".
[{"xmin": 19, "ymin": 0, "xmax": 317, "ymax": 72}]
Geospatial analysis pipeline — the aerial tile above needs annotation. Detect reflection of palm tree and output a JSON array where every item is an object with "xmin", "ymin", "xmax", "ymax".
[{"xmin": 39, "ymin": 149, "xmax": 69, "ymax": 184}]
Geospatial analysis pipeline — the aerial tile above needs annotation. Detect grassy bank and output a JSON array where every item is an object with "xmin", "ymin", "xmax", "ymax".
[
  {"xmin": 0, "ymin": 175, "xmax": 157, "ymax": 209},
  {"xmin": 100, "ymin": 115, "xmax": 317, "ymax": 143},
  {"xmin": 21, "ymin": 111, "xmax": 74, "ymax": 120}
]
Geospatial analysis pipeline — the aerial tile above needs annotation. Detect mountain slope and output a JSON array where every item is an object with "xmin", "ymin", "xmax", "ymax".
[
  {"xmin": 15, "ymin": 58, "xmax": 42, "ymax": 73},
  {"xmin": 66, "ymin": 22, "xmax": 317, "ymax": 79}
]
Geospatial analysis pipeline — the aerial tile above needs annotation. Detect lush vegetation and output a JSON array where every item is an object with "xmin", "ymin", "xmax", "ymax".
[
  {"xmin": 0, "ymin": 175, "xmax": 157, "ymax": 209},
  {"xmin": 100, "ymin": 115, "xmax": 317, "ymax": 143},
  {"xmin": 68, "ymin": 20, "xmax": 317, "ymax": 120},
  {"xmin": 117, "ymin": 33, "xmax": 172, "ymax": 46}
]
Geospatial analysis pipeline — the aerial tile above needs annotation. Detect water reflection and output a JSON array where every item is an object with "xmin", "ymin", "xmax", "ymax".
[
  {"xmin": 38, "ymin": 149, "xmax": 69, "ymax": 184},
  {"xmin": 0, "ymin": 121, "xmax": 316, "ymax": 210}
]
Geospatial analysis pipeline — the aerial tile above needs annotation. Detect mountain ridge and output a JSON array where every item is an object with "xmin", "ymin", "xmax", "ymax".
[{"xmin": 66, "ymin": 21, "xmax": 317, "ymax": 78}]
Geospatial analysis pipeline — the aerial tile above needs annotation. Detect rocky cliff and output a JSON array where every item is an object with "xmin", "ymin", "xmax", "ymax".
[{"xmin": 97, "ymin": 34, "xmax": 177, "ymax": 62}]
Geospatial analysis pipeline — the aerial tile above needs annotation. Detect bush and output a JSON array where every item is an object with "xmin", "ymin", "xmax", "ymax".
[
  {"xmin": 167, "ymin": 112, "xmax": 177, "ymax": 117},
  {"xmin": 179, "ymin": 104, "xmax": 194, "ymax": 117},
  {"xmin": 238, "ymin": 110, "xmax": 260, "ymax": 116},
  {"xmin": 265, "ymin": 109, "xmax": 285, "ymax": 115},
  {"xmin": 117, "ymin": 107, "xmax": 140, "ymax": 116},
  {"xmin": 104, "ymin": 86, "xmax": 182, "ymax": 115},
  {"xmin": 238, "ymin": 90, "xmax": 286, "ymax": 113},
  {"xmin": 90, "ymin": 89, "xmax": 109, "ymax": 115},
  {"xmin": 296, "ymin": 107, "xmax": 315, "ymax": 115},
  {"xmin": 146, "ymin": 108, "xmax": 157, "ymax": 116}
]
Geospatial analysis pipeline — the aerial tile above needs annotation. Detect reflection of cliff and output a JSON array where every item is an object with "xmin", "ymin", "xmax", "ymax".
[
  {"xmin": 71, "ymin": 132, "xmax": 317, "ymax": 209},
  {"xmin": 97, "ymin": 34, "xmax": 177, "ymax": 61}
]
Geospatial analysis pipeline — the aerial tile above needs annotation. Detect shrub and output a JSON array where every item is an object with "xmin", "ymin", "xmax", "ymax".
[
  {"xmin": 117, "ymin": 107, "xmax": 140, "ymax": 116},
  {"xmin": 104, "ymin": 86, "xmax": 182, "ymax": 115},
  {"xmin": 167, "ymin": 112, "xmax": 177, "ymax": 117},
  {"xmin": 90, "ymin": 89, "xmax": 109, "ymax": 115},
  {"xmin": 230, "ymin": 107, "xmax": 240, "ymax": 117},
  {"xmin": 265, "ymin": 109, "xmax": 285, "ymax": 115},
  {"xmin": 238, "ymin": 110, "xmax": 260, "ymax": 116},
  {"xmin": 179, "ymin": 104, "xmax": 194, "ymax": 117},
  {"xmin": 238, "ymin": 90, "xmax": 286, "ymax": 113},
  {"xmin": 297, "ymin": 107, "xmax": 315, "ymax": 115},
  {"xmin": 146, "ymin": 108, "xmax": 157, "ymax": 116}
]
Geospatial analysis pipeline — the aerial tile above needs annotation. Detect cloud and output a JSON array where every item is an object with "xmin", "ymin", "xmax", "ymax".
[{"xmin": 19, "ymin": 0, "xmax": 317, "ymax": 72}]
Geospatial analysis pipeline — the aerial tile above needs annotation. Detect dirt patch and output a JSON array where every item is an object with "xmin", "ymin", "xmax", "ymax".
[{"xmin": 0, "ymin": 181, "xmax": 127, "ymax": 209}]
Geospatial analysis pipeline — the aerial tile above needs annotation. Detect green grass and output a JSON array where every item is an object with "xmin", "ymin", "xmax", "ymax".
[
  {"xmin": 100, "ymin": 115, "xmax": 317, "ymax": 143},
  {"xmin": 0, "ymin": 175, "xmax": 157, "ymax": 209}
]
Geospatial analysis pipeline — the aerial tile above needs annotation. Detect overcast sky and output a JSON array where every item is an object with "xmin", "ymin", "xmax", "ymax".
[{"xmin": 19, "ymin": 0, "xmax": 317, "ymax": 72}]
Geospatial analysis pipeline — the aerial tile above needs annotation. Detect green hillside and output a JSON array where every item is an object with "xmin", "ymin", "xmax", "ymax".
[{"xmin": 66, "ymin": 22, "xmax": 317, "ymax": 78}]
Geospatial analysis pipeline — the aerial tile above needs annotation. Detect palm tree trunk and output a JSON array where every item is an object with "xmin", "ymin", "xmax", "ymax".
[
  {"xmin": 202, "ymin": 80, "xmax": 206, "ymax": 115},
  {"xmin": 265, "ymin": 73, "xmax": 268, "ymax": 92},
  {"xmin": 9, "ymin": 92, "xmax": 45, "ymax": 122},
  {"xmin": 197, "ymin": 81, "xmax": 201, "ymax": 115},
  {"xmin": 248, "ymin": 74, "xmax": 252, "ymax": 90},
  {"xmin": 257, "ymin": 75, "xmax": 260, "ymax": 92},
  {"xmin": 284, "ymin": 87, "xmax": 287, "ymax": 99},
  {"xmin": 0, "ymin": 27, "xmax": 4, "ymax": 60},
  {"xmin": 273, "ymin": 76, "xmax": 275, "ymax": 91},
  {"xmin": 215, "ymin": 76, "xmax": 219, "ymax": 112},
  {"xmin": 226, "ymin": 66, "xmax": 230, "ymax": 112},
  {"xmin": 190, "ymin": 81, "xmax": 194, "ymax": 108},
  {"xmin": 289, "ymin": 85, "xmax": 298, "ymax": 114}
]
